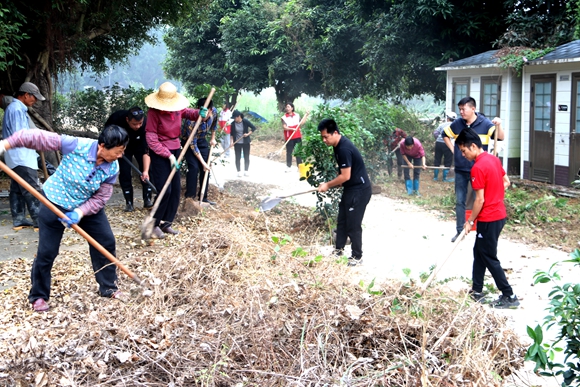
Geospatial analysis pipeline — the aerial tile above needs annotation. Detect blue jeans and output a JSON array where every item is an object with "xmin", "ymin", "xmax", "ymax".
[
  {"xmin": 29, "ymin": 202, "xmax": 118, "ymax": 303},
  {"xmin": 454, "ymin": 171, "xmax": 474, "ymax": 233}
]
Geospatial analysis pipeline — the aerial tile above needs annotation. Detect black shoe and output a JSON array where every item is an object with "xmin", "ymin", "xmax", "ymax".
[
  {"xmin": 491, "ymin": 294, "xmax": 520, "ymax": 309},
  {"xmin": 451, "ymin": 232, "xmax": 461, "ymax": 242},
  {"xmin": 202, "ymin": 199, "xmax": 216, "ymax": 206},
  {"xmin": 347, "ymin": 257, "xmax": 363, "ymax": 267},
  {"xmin": 143, "ymin": 199, "xmax": 153, "ymax": 209},
  {"xmin": 124, "ymin": 202, "xmax": 134, "ymax": 212},
  {"xmin": 469, "ymin": 290, "xmax": 487, "ymax": 303}
]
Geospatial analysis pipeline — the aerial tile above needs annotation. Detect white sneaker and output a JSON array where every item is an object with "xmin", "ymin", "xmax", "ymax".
[
  {"xmin": 285, "ymin": 167, "xmax": 292, "ymax": 173},
  {"xmin": 237, "ymin": 171, "xmax": 242, "ymax": 177},
  {"xmin": 244, "ymin": 171, "xmax": 249, "ymax": 177}
]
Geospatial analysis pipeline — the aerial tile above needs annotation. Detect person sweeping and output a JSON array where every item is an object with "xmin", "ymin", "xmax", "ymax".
[{"xmin": 456, "ymin": 128, "xmax": 519, "ymax": 309}]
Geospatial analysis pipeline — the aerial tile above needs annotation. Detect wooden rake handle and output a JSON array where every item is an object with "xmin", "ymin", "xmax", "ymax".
[
  {"xmin": 420, "ymin": 229, "xmax": 466, "ymax": 293},
  {"xmin": 199, "ymin": 143, "xmax": 215, "ymax": 206},
  {"xmin": 277, "ymin": 112, "xmax": 310, "ymax": 154},
  {"xmin": 145, "ymin": 88, "xmax": 216, "ymax": 220},
  {"xmin": 0, "ymin": 159, "xmax": 142, "ymax": 285}
]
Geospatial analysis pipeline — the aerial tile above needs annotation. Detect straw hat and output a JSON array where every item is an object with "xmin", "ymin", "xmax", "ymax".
[{"xmin": 145, "ymin": 82, "xmax": 189, "ymax": 111}]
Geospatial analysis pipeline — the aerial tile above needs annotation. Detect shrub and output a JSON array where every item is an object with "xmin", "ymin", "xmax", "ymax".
[
  {"xmin": 525, "ymin": 249, "xmax": 580, "ymax": 386},
  {"xmin": 52, "ymin": 83, "xmax": 154, "ymax": 134},
  {"xmin": 294, "ymin": 98, "xmax": 426, "ymax": 218}
]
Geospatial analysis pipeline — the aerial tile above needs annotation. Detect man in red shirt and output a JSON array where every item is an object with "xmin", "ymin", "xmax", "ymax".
[{"xmin": 456, "ymin": 128, "xmax": 519, "ymax": 309}]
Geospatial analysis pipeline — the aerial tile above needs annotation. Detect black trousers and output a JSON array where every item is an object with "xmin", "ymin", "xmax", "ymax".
[
  {"xmin": 394, "ymin": 149, "xmax": 404, "ymax": 177},
  {"xmin": 234, "ymin": 142, "xmax": 251, "ymax": 172},
  {"xmin": 434, "ymin": 142, "xmax": 452, "ymax": 168},
  {"xmin": 472, "ymin": 218, "xmax": 513, "ymax": 296},
  {"xmin": 286, "ymin": 138, "xmax": 303, "ymax": 167},
  {"xmin": 9, "ymin": 166, "xmax": 41, "ymax": 224},
  {"xmin": 403, "ymin": 157, "xmax": 422, "ymax": 180},
  {"xmin": 184, "ymin": 140, "xmax": 210, "ymax": 200},
  {"xmin": 119, "ymin": 149, "xmax": 151, "ymax": 203},
  {"xmin": 149, "ymin": 150, "xmax": 181, "ymax": 227},
  {"xmin": 336, "ymin": 185, "xmax": 372, "ymax": 259},
  {"xmin": 29, "ymin": 203, "xmax": 118, "ymax": 303}
]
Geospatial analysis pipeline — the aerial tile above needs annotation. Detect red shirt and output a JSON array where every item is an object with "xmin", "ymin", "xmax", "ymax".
[
  {"xmin": 146, "ymin": 108, "xmax": 199, "ymax": 157},
  {"xmin": 471, "ymin": 152, "xmax": 506, "ymax": 222}
]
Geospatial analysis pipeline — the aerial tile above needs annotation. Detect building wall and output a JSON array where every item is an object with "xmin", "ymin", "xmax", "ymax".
[{"xmin": 522, "ymin": 62, "xmax": 577, "ymax": 185}]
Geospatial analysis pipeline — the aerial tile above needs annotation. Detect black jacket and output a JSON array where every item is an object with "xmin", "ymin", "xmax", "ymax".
[{"xmin": 230, "ymin": 118, "xmax": 257, "ymax": 143}]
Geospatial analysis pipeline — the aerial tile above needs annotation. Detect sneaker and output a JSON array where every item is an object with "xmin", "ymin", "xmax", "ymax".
[
  {"xmin": 469, "ymin": 290, "xmax": 487, "ymax": 303},
  {"xmin": 285, "ymin": 167, "xmax": 292, "ymax": 173},
  {"xmin": 143, "ymin": 199, "xmax": 153, "ymax": 209},
  {"xmin": 451, "ymin": 232, "xmax": 461, "ymax": 243},
  {"xmin": 444, "ymin": 178, "xmax": 455, "ymax": 183},
  {"xmin": 347, "ymin": 257, "xmax": 363, "ymax": 267},
  {"xmin": 32, "ymin": 298, "xmax": 49, "ymax": 312},
  {"xmin": 491, "ymin": 294, "xmax": 520, "ymax": 309},
  {"xmin": 237, "ymin": 171, "xmax": 242, "ymax": 177},
  {"xmin": 124, "ymin": 202, "xmax": 134, "ymax": 212},
  {"xmin": 332, "ymin": 248, "xmax": 345, "ymax": 258},
  {"xmin": 150, "ymin": 226, "xmax": 166, "ymax": 239},
  {"xmin": 160, "ymin": 225, "xmax": 179, "ymax": 235},
  {"xmin": 202, "ymin": 199, "xmax": 216, "ymax": 206},
  {"xmin": 244, "ymin": 171, "xmax": 249, "ymax": 177}
]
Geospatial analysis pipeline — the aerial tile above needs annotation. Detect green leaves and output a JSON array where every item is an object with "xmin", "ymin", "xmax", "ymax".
[{"xmin": 525, "ymin": 248, "xmax": 580, "ymax": 382}]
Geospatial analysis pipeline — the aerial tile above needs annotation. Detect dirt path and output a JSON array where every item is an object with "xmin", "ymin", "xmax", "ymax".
[{"xmin": 211, "ymin": 152, "xmax": 574, "ymax": 387}]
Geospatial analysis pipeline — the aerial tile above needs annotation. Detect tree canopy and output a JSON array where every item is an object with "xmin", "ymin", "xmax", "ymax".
[
  {"xmin": 0, "ymin": 0, "xmax": 204, "ymax": 123},
  {"xmin": 165, "ymin": 0, "xmax": 580, "ymax": 108}
]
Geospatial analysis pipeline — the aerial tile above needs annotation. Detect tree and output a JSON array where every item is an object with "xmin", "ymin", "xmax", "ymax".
[
  {"xmin": 0, "ymin": 0, "xmax": 202, "ymax": 127},
  {"xmin": 495, "ymin": 0, "xmax": 580, "ymax": 48},
  {"xmin": 165, "ymin": 0, "xmax": 580, "ymax": 107},
  {"xmin": 164, "ymin": 1, "xmax": 238, "ymax": 104},
  {"xmin": 165, "ymin": 0, "xmax": 327, "ymax": 111}
]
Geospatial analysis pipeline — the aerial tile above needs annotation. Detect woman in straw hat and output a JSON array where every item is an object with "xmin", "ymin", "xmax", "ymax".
[{"xmin": 145, "ymin": 82, "xmax": 208, "ymax": 239}]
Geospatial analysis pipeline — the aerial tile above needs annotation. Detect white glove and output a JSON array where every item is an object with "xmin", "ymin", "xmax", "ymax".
[
  {"xmin": 0, "ymin": 140, "xmax": 6, "ymax": 156},
  {"xmin": 492, "ymin": 117, "xmax": 502, "ymax": 125}
]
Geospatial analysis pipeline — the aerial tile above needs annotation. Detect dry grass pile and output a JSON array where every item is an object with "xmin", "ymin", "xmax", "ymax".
[{"xmin": 0, "ymin": 182, "xmax": 526, "ymax": 386}]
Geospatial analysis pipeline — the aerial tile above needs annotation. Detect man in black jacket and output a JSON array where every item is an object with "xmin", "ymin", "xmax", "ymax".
[
  {"xmin": 105, "ymin": 106, "xmax": 152, "ymax": 211},
  {"xmin": 317, "ymin": 118, "xmax": 372, "ymax": 266}
]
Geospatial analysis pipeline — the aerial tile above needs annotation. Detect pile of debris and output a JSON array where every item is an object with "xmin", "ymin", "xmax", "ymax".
[{"xmin": 0, "ymin": 181, "xmax": 526, "ymax": 386}]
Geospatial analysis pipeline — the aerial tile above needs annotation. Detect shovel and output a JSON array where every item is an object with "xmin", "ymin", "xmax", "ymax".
[
  {"xmin": 0, "ymin": 159, "xmax": 143, "ymax": 285},
  {"xmin": 259, "ymin": 188, "xmax": 317, "ymax": 211},
  {"xmin": 122, "ymin": 155, "xmax": 158, "ymax": 194},
  {"xmin": 141, "ymin": 88, "xmax": 215, "ymax": 240}
]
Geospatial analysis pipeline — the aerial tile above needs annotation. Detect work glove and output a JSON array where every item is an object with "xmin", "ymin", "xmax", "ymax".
[
  {"xmin": 200, "ymin": 107, "xmax": 208, "ymax": 118},
  {"xmin": 0, "ymin": 140, "xmax": 6, "ymax": 156},
  {"xmin": 59, "ymin": 209, "xmax": 83, "ymax": 228},
  {"xmin": 169, "ymin": 154, "xmax": 180, "ymax": 170}
]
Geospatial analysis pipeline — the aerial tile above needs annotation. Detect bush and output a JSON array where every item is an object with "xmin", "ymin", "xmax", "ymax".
[
  {"xmin": 53, "ymin": 83, "xmax": 153, "ymax": 134},
  {"xmin": 294, "ymin": 98, "xmax": 427, "ymax": 218},
  {"xmin": 525, "ymin": 249, "xmax": 580, "ymax": 385}
]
